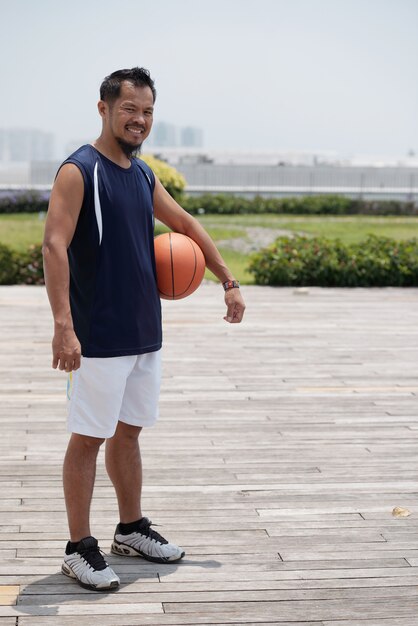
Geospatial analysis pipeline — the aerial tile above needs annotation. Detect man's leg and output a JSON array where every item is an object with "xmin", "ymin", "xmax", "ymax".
[
  {"xmin": 106, "ymin": 419, "xmax": 185, "ymax": 563},
  {"xmin": 62, "ymin": 432, "xmax": 120, "ymax": 590},
  {"xmin": 105, "ymin": 354, "xmax": 184, "ymax": 563},
  {"xmin": 63, "ymin": 433, "xmax": 105, "ymax": 542},
  {"xmin": 62, "ymin": 356, "xmax": 127, "ymax": 590},
  {"xmin": 105, "ymin": 420, "xmax": 143, "ymax": 523}
]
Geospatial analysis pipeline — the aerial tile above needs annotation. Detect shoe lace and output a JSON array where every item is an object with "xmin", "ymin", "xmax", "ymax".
[
  {"xmin": 140, "ymin": 518, "xmax": 168, "ymax": 545},
  {"xmin": 79, "ymin": 546, "xmax": 108, "ymax": 571}
]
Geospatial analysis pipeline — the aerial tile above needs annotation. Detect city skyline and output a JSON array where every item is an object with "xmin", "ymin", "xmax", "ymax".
[
  {"xmin": 1, "ymin": 0, "xmax": 417, "ymax": 160},
  {"xmin": 1, "ymin": 123, "xmax": 417, "ymax": 169},
  {"xmin": 0, "ymin": 121, "xmax": 204, "ymax": 162},
  {"xmin": 0, "ymin": 128, "xmax": 55, "ymax": 162}
]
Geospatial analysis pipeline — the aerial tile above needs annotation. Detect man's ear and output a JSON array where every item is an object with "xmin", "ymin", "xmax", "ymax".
[{"xmin": 97, "ymin": 100, "xmax": 108, "ymax": 119}]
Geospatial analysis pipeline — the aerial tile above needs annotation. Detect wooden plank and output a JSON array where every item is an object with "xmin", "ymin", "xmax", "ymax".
[
  {"xmin": 16, "ymin": 584, "xmax": 418, "ymax": 605},
  {"xmin": 0, "ymin": 285, "xmax": 417, "ymax": 624},
  {"xmin": 326, "ymin": 621, "xmax": 418, "ymax": 626},
  {"xmin": 0, "ymin": 585, "xmax": 19, "ymax": 607},
  {"xmin": 17, "ymin": 577, "xmax": 418, "ymax": 594},
  {"xmin": 17, "ymin": 618, "xmax": 324, "ymax": 626},
  {"xmin": 0, "ymin": 602, "xmax": 163, "ymax": 616},
  {"xmin": 154, "ymin": 567, "xmax": 418, "ymax": 582},
  {"xmin": 162, "ymin": 598, "xmax": 418, "ymax": 620}
]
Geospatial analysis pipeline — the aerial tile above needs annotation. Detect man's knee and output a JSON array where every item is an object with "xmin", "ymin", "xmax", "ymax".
[
  {"xmin": 69, "ymin": 433, "xmax": 105, "ymax": 451},
  {"xmin": 112, "ymin": 421, "xmax": 142, "ymax": 443}
]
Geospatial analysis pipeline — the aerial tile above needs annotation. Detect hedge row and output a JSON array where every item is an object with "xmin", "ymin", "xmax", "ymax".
[
  {"xmin": 3, "ymin": 236, "xmax": 418, "ymax": 288},
  {"xmin": 141, "ymin": 155, "xmax": 186, "ymax": 201},
  {"xmin": 0, "ymin": 243, "xmax": 44, "ymax": 285},
  {"xmin": 0, "ymin": 191, "xmax": 49, "ymax": 214},
  {"xmin": 182, "ymin": 194, "xmax": 418, "ymax": 215},
  {"xmin": 1, "ymin": 190, "xmax": 418, "ymax": 216},
  {"xmin": 248, "ymin": 235, "xmax": 418, "ymax": 287}
]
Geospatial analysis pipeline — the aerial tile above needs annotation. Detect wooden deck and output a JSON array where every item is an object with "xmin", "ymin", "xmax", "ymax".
[{"xmin": 0, "ymin": 284, "xmax": 417, "ymax": 625}]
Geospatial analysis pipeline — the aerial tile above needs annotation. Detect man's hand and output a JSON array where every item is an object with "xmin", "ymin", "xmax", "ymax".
[
  {"xmin": 224, "ymin": 288, "xmax": 246, "ymax": 324},
  {"xmin": 52, "ymin": 327, "xmax": 81, "ymax": 372}
]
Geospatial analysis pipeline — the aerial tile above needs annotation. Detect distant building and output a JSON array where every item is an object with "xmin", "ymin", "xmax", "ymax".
[
  {"xmin": 0, "ymin": 128, "xmax": 54, "ymax": 162},
  {"xmin": 146, "ymin": 122, "xmax": 204, "ymax": 148},
  {"xmin": 180, "ymin": 126, "xmax": 203, "ymax": 148},
  {"xmin": 147, "ymin": 122, "xmax": 178, "ymax": 147}
]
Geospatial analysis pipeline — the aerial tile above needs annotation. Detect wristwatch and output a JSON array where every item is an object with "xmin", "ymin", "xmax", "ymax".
[{"xmin": 222, "ymin": 280, "xmax": 240, "ymax": 291}]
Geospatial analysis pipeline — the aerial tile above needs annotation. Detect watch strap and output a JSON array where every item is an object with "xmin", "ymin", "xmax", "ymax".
[{"xmin": 222, "ymin": 280, "xmax": 240, "ymax": 291}]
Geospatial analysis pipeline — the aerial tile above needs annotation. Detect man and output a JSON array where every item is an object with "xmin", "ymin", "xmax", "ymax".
[{"xmin": 42, "ymin": 67, "xmax": 245, "ymax": 592}]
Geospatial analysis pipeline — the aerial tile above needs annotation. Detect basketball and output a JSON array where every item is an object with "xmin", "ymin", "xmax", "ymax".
[{"xmin": 154, "ymin": 232, "xmax": 206, "ymax": 300}]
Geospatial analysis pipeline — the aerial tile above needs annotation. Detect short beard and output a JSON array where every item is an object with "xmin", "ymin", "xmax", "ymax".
[{"xmin": 116, "ymin": 137, "xmax": 142, "ymax": 159}]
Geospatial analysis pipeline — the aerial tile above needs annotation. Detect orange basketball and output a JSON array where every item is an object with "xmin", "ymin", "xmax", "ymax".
[{"xmin": 154, "ymin": 232, "xmax": 206, "ymax": 300}]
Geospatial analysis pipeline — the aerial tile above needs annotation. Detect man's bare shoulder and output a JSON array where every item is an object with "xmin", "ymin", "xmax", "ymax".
[
  {"xmin": 48, "ymin": 163, "xmax": 85, "ymax": 224},
  {"xmin": 54, "ymin": 163, "xmax": 84, "ymax": 189}
]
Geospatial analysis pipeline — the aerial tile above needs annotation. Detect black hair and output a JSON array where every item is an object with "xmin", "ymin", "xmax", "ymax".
[{"xmin": 100, "ymin": 67, "xmax": 156, "ymax": 104}]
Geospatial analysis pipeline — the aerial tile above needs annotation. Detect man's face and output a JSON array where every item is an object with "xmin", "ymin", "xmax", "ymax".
[{"xmin": 105, "ymin": 81, "xmax": 154, "ymax": 155}]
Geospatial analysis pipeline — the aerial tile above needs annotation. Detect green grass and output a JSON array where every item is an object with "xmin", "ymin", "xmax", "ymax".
[
  {"xmin": 204, "ymin": 247, "xmax": 253, "ymax": 284},
  {"xmin": 197, "ymin": 214, "xmax": 418, "ymax": 243},
  {"xmin": 0, "ymin": 215, "xmax": 246, "ymax": 252},
  {"xmin": 155, "ymin": 222, "xmax": 246, "ymax": 242},
  {"xmin": 0, "ymin": 213, "xmax": 46, "ymax": 252}
]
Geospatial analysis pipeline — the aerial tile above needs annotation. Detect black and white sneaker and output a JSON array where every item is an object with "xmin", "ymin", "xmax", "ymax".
[
  {"xmin": 111, "ymin": 517, "xmax": 185, "ymax": 563},
  {"xmin": 62, "ymin": 536, "xmax": 120, "ymax": 591}
]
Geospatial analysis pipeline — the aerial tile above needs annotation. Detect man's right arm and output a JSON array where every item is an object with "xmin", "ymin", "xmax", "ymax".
[{"xmin": 42, "ymin": 164, "xmax": 84, "ymax": 372}]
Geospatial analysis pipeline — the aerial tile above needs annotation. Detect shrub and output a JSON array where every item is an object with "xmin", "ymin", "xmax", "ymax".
[
  {"xmin": 182, "ymin": 194, "xmax": 418, "ymax": 216},
  {"xmin": 0, "ymin": 243, "xmax": 19, "ymax": 284},
  {"xmin": 183, "ymin": 194, "xmax": 253, "ymax": 214},
  {"xmin": 139, "ymin": 155, "xmax": 186, "ymax": 202},
  {"xmin": 17, "ymin": 244, "xmax": 44, "ymax": 285},
  {"xmin": 258, "ymin": 195, "xmax": 354, "ymax": 215},
  {"xmin": 1, "ymin": 189, "xmax": 417, "ymax": 216},
  {"xmin": 248, "ymin": 235, "xmax": 418, "ymax": 287},
  {"xmin": 350, "ymin": 199, "xmax": 418, "ymax": 216},
  {"xmin": 0, "ymin": 243, "xmax": 44, "ymax": 285},
  {"xmin": 283, "ymin": 196, "xmax": 415, "ymax": 215},
  {"xmin": 0, "ymin": 191, "xmax": 49, "ymax": 214}
]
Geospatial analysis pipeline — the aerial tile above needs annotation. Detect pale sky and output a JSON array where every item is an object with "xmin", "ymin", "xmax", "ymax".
[{"xmin": 1, "ymin": 0, "xmax": 417, "ymax": 159}]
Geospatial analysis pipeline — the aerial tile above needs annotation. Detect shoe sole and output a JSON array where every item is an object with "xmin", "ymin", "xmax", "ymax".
[
  {"xmin": 111, "ymin": 540, "xmax": 185, "ymax": 563},
  {"xmin": 61, "ymin": 563, "xmax": 120, "ymax": 591}
]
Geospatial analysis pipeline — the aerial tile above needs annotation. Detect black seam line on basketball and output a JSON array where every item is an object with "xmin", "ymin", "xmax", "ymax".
[
  {"xmin": 169, "ymin": 232, "xmax": 175, "ymax": 299},
  {"xmin": 176, "ymin": 236, "xmax": 198, "ymax": 296}
]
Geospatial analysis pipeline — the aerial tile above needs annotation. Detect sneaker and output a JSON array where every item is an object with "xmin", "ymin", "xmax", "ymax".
[
  {"xmin": 62, "ymin": 536, "xmax": 120, "ymax": 591},
  {"xmin": 111, "ymin": 517, "xmax": 185, "ymax": 563}
]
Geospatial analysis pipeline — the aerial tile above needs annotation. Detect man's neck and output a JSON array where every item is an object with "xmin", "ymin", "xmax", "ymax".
[{"xmin": 92, "ymin": 138, "xmax": 132, "ymax": 169}]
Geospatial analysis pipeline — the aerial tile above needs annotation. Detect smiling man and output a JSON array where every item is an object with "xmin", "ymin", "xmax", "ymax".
[{"xmin": 42, "ymin": 67, "xmax": 245, "ymax": 591}]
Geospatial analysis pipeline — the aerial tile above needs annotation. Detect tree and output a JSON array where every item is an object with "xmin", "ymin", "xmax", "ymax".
[{"xmin": 140, "ymin": 155, "xmax": 186, "ymax": 202}]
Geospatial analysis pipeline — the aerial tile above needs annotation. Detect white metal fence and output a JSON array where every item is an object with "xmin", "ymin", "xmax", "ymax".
[{"xmin": 1, "ymin": 162, "xmax": 417, "ymax": 201}]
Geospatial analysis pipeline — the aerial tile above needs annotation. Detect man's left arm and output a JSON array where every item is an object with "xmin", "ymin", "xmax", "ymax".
[{"xmin": 153, "ymin": 177, "xmax": 246, "ymax": 323}]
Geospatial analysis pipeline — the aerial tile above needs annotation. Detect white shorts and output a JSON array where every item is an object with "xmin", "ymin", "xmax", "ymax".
[{"xmin": 66, "ymin": 350, "xmax": 162, "ymax": 439}]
